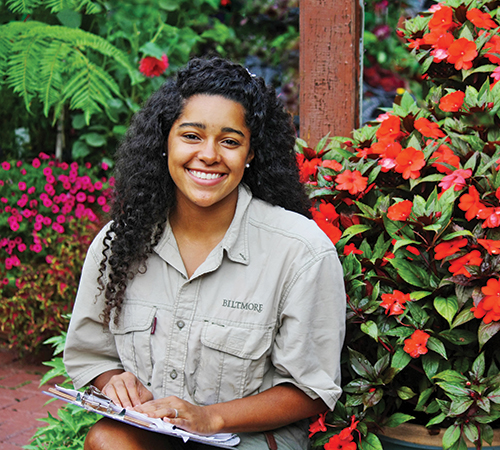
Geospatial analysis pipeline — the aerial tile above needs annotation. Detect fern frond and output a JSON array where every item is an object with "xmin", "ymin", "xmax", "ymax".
[
  {"xmin": 6, "ymin": 32, "xmax": 48, "ymax": 111},
  {"xmin": 39, "ymin": 41, "xmax": 71, "ymax": 117},
  {"xmin": 41, "ymin": 0, "xmax": 101, "ymax": 14},
  {"xmin": 6, "ymin": 0, "xmax": 40, "ymax": 13}
]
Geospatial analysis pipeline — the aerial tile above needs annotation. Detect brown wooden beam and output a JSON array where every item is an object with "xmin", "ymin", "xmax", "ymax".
[{"xmin": 299, "ymin": 0, "xmax": 363, "ymax": 147}]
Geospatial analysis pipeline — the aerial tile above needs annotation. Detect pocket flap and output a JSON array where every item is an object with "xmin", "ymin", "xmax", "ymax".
[
  {"xmin": 109, "ymin": 303, "xmax": 157, "ymax": 335},
  {"xmin": 201, "ymin": 322, "xmax": 272, "ymax": 360}
]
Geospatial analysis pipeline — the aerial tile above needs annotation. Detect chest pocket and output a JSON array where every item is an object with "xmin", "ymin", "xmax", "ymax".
[
  {"xmin": 109, "ymin": 303, "xmax": 157, "ymax": 388},
  {"xmin": 194, "ymin": 321, "xmax": 273, "ymax": 406}
]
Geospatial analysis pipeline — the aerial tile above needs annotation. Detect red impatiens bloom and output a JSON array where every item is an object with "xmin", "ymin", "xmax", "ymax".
[
  {"xmin": 387, "ymin": 200, "xmax": 413, "ymax": 221},
  {"xmin": 431, "ymin": 144, "xmax": 460, "ymax": 174},
  {"xmin": 325, "ymin": 420, "xmax": 358, "ymax": 450},
  {"xmin": 458, "ymin": 185, "xmax": 483, "ymax": 221},
  {"xmin": 220, "ymin": 0, "xmax": 231, "ymax": 5},
  {"xmin": 380, "ymin": 290, "xmax": 411, "ymax": 315},
  {"xmin": 478, "ymin": 206, "xmax": 500, "ymax": 228},
  {"xmin": 434, "ymin": 237, "xmax": 468, "ymax": 260},
  {"xmin": 484, "ymin": 34, "xmax": 500, "ymax": 64},
  {"xmin": 309, "ymin": 411, "xmax": 328, "ymax": 437},
  {"xmin": 414, "ymin": 117, "xmax": 445, "ymax": 138},
  {"xmin": 372, "ymin": 140, "xmax": 402, "ymax": 172},
  {"xmin": 344, "ymin": 243, "xmax": 363, "ymax": 256},
  {"xmin": 467, "ymin": 8, "xmax": 497, "ymax": 29},
  {"xmin": 439, "ymin": 91, "xmax": 465, "ymax": 112},
  {"xmin": 439, "ymin": 169, "xmax": 472, "ymax": 191},
  {"xmin": 428, "ymin": 5, "xmax": 455, "ymax": 32},
  {"xmin": 448, "ymin": 250, "xmax": 483, "ymax": 277},
  {"xmin": 312, "ymin": 202, "xmax": 342, "ymax": 244},
  {"xmin": 139, "ymin": 54, "xmax": 169, "ymax": 77},
  {"xmin": 429, "ymin": 32, "xmax": 455, "ymax": 61},
  {"xmin": 322, "ymin": 159, "xmax": 343, "ymax": 171},
  {"xmin": 447, "ymin": 38, "xmax": 477, "ymax": 70},
  {"xmin": 335, "ymin": 170, "xmax": 368, "ymax": 195},
  {"xmin": 376, "ymin": 115, "xmax": 403, "ymax": 141},
  {"xmin": 297, "ymin": 154, "xmax": 321, "ymax": 183},
  {"xmin": 394, "ymin": 147, "xmax": 425, "ymax": 180},
  {"xmin": 471, "ymin": 278, "xmax": 500, "ymax": 323},
  {"xmin": 404, "ymin": 329, "xmax": 430, "ymax": 358},
  {"xmin": 477, "ymin": 239, "xmax": 500, "ymax": 255}
]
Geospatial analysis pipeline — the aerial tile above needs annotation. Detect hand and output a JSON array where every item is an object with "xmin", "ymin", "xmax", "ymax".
[
  {"xmin": 133, "ymin": 396, "xmax": 224, "ymax": 436},
  {"xmin": 101, "ymin": 371, "xmax": 153, "ymax": 408}
]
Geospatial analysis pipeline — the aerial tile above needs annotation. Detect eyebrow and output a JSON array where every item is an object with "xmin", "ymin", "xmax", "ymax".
[{"xmin": 178, "ymin": 122, "xmax": 246, "ymax": 138}]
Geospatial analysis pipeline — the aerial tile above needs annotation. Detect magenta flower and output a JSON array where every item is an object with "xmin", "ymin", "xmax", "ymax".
[
  {"xmin": 2, "ymin": 162, "xmax": 11, "ymax": 170},
  {"xmin": 439, "ymin": 169, "xmax": 472, "ymax": 191}
]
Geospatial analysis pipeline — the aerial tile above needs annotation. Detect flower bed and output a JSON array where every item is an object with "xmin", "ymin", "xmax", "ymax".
[
  {"xmin": 0, "ymin": 154, "xmax": 112, "ymax": 354},
  {"xmin": 301, "ymin": 1, "xmax": 500, "ymax": 449}
]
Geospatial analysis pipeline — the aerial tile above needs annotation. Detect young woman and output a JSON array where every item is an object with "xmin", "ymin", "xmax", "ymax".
[{"xmin": 64, "ymin": 57, "xmax": 346, "ymax": 450}]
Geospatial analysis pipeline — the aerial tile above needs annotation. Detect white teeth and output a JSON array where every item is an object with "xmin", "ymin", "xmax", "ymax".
[{"xmin": 189, "ymin": 170, "xmax": 223, "ymax": 180}]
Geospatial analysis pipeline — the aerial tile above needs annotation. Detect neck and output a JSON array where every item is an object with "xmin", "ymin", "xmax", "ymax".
[{"xmin": 170, "ymin": 190, "xmax": 238, "ymax": 241}]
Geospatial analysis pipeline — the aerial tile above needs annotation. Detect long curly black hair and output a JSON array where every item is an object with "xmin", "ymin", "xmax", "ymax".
[{"xmin": 98, "ymin": 57, "xmax": 311, "ymax": 325}]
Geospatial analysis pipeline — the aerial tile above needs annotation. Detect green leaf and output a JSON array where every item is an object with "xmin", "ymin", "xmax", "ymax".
[
  {"xmin": 426, "ymin": 412, "xmax": 446, "ymax": 427},
  {"xmin": 348, "ymin": 348, "xmax": 375, "ymax": 379},
  {"xmin": 56, "ymin": 9, "xmax": 82, "ymax": 28},
  {"xmin": 437, "ymin": 382, "xmax": 471, "ymax": 397},
  {"xmin": 389, "ymin": 259, "xmax": 435, "ymax": 289},
  {"xmin": 422, "ymin": 352, "xmax": 441, "ymax": 380},
  {"xmin": 397, "ymin": 386, "xmax": 416, "ymax": 400},
  {"xmin": 342, "ymin": 224, "xmax": 372, "ymax": 240},
  {"xmin": 472, "ymin": 353, "xmax": 486, "ymax": 379},
  {"xmin": 361, "ymin": 433, "xmax": 383, "ymax": 450},
  {"xmin": 393, "ymin": 239, "xmax": 420, "ymax": 253},
  {"xmin": 72, "ymin": 140, "xmax": 90, "ymax": 159},
  {"xmin": 439, "ymin": 329, "xmax": 477, "ymax": 346},
  {"xmin": 451, "ymin": 307, "xmax": 475, "ymax": 328},
  {"xmin": 82, "ymin": 132, "xmax": 106, "ymax": 147},
  {"xmin": 362, "ymin": 387, "xmax": 383, "ymax": 407},
  {"xmin": 427, "ymin": 336, "xmax": 448, "ymax": 359},
  {"xmin": 384, "ymin": 413, "xmax": 415, "ymax": 428},
  {"xmin": 442, "ymin": 423, "xmax": 461, "ymax": 449},
  {"xmin": 478, "ymin": 321, "xmax": 500, "ymax": 349},
  {"xmin": 449, "ymin": 397, "xmax": 474, "ymax": 416},
  {"xmin": 361, "ymin": 321, "xmax": 379, "ymax": 341},
  {"xmin": 416, "ymin": 387, "xmax": 434, "ymax": 411},
  {"xmin": 391, "ymin": 347, "xmax": 412, "ymax": 371},
  {"xmin": 434, "ymin": 296, "xmax": 458, "ymax": 326}
]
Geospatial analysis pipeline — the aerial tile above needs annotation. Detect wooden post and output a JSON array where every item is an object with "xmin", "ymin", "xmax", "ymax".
[{"xmin": 299, "ymin": 0, "xmax": 363, "ymax": 147}]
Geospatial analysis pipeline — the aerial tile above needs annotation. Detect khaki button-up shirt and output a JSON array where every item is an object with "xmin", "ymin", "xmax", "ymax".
[{"xmin": 64, "ymin": 185, "xmax": 346, "ymax": 410}]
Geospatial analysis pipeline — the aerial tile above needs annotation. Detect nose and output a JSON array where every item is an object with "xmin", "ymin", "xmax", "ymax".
[{"xmin": 198, "ymin": 139, "xmax": 220, "ymax": 165}]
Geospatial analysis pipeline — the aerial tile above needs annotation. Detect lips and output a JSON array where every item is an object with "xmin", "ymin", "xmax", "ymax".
[{"xmin": 188, "ymin": 169, "xmax": 224, "ymax": 180}]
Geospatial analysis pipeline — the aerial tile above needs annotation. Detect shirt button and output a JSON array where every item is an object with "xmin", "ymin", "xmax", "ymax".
[
  {"xmin": 177, "ymin": 320, "xmax": 185, "ymax": 329},
  {"xmin": 170, "ymin": 370, "xmax": 178, "ymax": 380}
]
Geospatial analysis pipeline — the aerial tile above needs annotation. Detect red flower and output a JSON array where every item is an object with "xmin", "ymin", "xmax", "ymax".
[
  {"xmin": 335, "ymin": 170, "xmax": 368, "ymax": 195},
  {"xmin": 467, "ymin": 8, "xmax": 497, "ymax": 29},
  {"xmin": 325, "ymin": 428, "xmax": 357, "ymax": 450},
  {"xmin": 309, "ymin": 411, "xmax": 328, "ymax": 437},
  {"xmin": 484, "ymin": 34, "xmax": 500, "ymax": 64},
  {"xmin": 472, "ymin": 278, "xmax": 500, "ymax": 323},
  {"xmin": 414, "ymin": 117, "xmax": 445, "ymax": 138},
  {"xmin": 434, "ymin": 237, "xmax": 468, "ymax": 260},
  {"xmin": 372, "ymin": 140, "xmax": 402, "ymax": 172},
  {"xmin": 344, "ymin": 243, "xmax": 363, "ymax": 255},
  {"xmin": 139, "ymin": 54, "xmax": 169, "ymax": 77},
  {"xmin": 458, "ymin": 185, "xmax": 483, "ymax": 221},
  {"xmin": 404, "ymin": 329, "xmax": 430, "ymax": 358},
  {"xmin": 428, "ymin": 5, "xmax": 455, "ymax": 32},
  {"xmin": 387, "ymin": 200, "xmax": 413, "ymax": 221},
  {"xmin": 439, "ymin": 169, "xmax": 472, "ymax": 191},
  {"xmin": 312, "ymin": 203, "xmax": 342, "ymax": 244},
  {"xmin": 448, "ymin": 250, "xmax": 483, "ymax": 277},
  {"xmin": 447, "ymin": 38, "xmax": 477, "ymax": 70},
  {"xmin": 297, "ymin": 154, "xmax": 321, "ymax": 183},
  {"xmin": 478, "ymin": 239, "xmax": 500, "ymax": 255},
  {"xmin": 394, "ymin": 147, "xmax": 425, "ymax": 180},
  {"xmin": 220, "ymin": 0, "xmax": 231, "ymax": 5},
  {"xmin": 431, "ymin": 144, "xmax": 460, "ymax": 174},
  {"xmin": 439, "ymin": 91, "xmax": 465, "ymax": 112},
  {"xmin": 322, "ymin": 160, "xmax": 343, "ymax": 171},
  {"xmin": 477, "ymin": 207, "xmax": 500, "ymax": 228},
  {"xmin": 376, "ymin": 115, "xmax": 402, "ymax": 141},
  {"xmin": 315, "ymin": 219, "xmax": 342, "ymax": 244},
  {"xmin": 428, "ymin": 32, "xmax": 455, "ymax": 61},
  {"xmin": 380, "ymin": 290, "xmax": 411, "ymax": 315}
]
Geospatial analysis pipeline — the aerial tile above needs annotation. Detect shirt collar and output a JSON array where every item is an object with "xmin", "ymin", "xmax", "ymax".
[{"xmin": 154, "ymin": 184, "xmax": 252, "ymax": 269}]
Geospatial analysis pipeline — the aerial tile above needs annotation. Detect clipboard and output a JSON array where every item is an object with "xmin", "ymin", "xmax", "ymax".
[{"xmin": 44, "ymin": 385, "xmax": 240, "ymax": 448}]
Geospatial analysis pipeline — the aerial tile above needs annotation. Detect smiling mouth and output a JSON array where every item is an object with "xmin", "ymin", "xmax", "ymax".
[{"xmin": 189, "ymin": 169, "xmax": 224, "ymax": 180}]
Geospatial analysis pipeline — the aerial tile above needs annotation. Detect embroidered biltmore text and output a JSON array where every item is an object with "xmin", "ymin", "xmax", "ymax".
[{"xmin": 222, "ymin": 299, "xmax": 263, "ymax": 313}]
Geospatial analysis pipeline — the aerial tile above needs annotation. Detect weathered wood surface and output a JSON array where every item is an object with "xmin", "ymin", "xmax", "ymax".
[{"xmin": 299, "ymin": 0, "xmax": 363, "ymax": 146}]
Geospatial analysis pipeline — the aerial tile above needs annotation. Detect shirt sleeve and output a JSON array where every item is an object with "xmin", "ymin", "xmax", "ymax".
[
  {"xmin": 271, "ymin": 247, "xmax": 346, "ymax": 410},
  {"xmin": 63, "ymin": 225, "xmax": 123, "ymax": 390}
]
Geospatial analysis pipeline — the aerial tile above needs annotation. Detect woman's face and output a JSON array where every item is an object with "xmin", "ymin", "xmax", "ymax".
[{"xmin": 167, "ymin": 94, "xmax": 254, "ymax": 212}]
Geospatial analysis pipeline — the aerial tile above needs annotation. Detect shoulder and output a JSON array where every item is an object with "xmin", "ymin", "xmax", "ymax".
[{"xmin": 247, "ymin": 197, "xmax": 336, "ymax": 256}]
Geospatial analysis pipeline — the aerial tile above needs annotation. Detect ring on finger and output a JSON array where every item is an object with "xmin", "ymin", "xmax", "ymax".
[{"xmin": 173, "ymin": 408, "xmax": 179, "ymax": 419}]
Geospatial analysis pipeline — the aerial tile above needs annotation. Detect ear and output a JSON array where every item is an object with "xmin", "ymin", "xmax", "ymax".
[{"xmin": 246, "ymin": 148, "xmax": 255, "ymax": 164}]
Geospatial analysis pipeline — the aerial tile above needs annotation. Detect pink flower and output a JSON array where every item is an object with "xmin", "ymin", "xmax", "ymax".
[
  {"xmin": 32, "ymin": 158, "xmax": 41, "ymax": 168},
  {"xmin": 439, "ymin": 169, "xmax": 472, "ymax": 191},
  {"xmin": 2, "ymin": 162, "xmax": 11, "ymax": 170},
  {"xmin": 139, "ymin": 54, "xmax": 169, "ymax": 78},
  {"xmin": 102, "ymin": 162, "xmax": 109, "ymax": 171}
]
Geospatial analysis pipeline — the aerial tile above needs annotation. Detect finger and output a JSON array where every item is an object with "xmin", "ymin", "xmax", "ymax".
[{"xmin": 106, "ymin": 380, "xmax": 135, "ymax": 408}]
